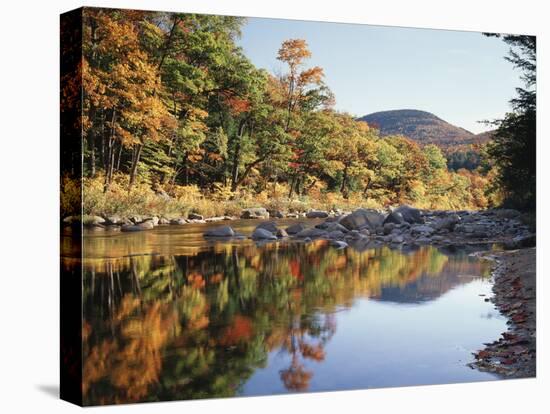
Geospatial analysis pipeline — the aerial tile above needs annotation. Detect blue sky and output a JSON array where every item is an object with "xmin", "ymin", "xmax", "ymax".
[{"xmin": 238, "ymin": 18, "xmax": 521, "ymax": 134}]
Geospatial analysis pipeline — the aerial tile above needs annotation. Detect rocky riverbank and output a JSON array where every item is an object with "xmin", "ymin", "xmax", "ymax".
[
  {"xmin": 66, "ymin": 205, "xmax": 535, "ymax": 250},
  {"xmin": 469, "ymin": 247, "xmax": 536, "ymax": 378},
  {"xmin": 197, "ymin": 206, "xmax": 535, "ymax": 251}
]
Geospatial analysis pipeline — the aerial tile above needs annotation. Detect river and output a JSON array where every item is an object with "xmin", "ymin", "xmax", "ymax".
[{"xmin": 61, "ymin": 219, "xmax": 507, "ymax": 405}]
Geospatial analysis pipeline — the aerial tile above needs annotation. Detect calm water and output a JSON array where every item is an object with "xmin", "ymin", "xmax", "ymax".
[{"xmin": 62, "ymin": 219, "xmax": 507, "ymax": 405}]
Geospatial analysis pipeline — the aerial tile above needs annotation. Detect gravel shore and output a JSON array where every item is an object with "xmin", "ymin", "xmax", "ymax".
[{"xmin": 470, "ymin": 247, "xmax": 536, "ymax": 378}]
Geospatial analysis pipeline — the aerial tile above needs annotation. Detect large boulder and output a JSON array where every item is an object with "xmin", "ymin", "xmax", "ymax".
[
  {"xmin": 286, "ymin": 223, "xmax": 307, "ymax": 235},
  {"xmin": 383, "ymin": 211, "xmax": 405, "ymax": 225},
  {"xmin": 139, "ymin": 220, "xmax": 155, "ymax": 230},
  {"xmin": 203, "ymin": 226, "xmax": 235, "ymax": 237},
  {"xmin": 305, "ymin": 210, "xmax": 329, "ymax": 219},
  {"xmin": 158, "ymin": 217, "xmax": 170, "ymax": 225},
  {"xmin": 433, "ymin": 214, "xmax": 460, "ymax": 231},
  {"xmin": 241, "ymin": 207, "xmax": 270, "ymax": 219},
  {"xmin": 340, "ymin": 209, "xmax": 385, "ymax": 231},
  {"xmin": 295, "ymin": 227, "xmax": 328, "ymax": 239},
  {"xmin": 105, "ymin": 215, "xmax": 124, "ymax": 225},
  {"xmin": 255, "ymin": 221, "xmax": 279, "ymax": 234},
  {"xmin": 393, "ymin": 205, "xmax": 424, "ymax": 224},
  {"xmin": 324, "ymin": 222, "xmax": 349, "ymax": 233},
  {"xmin": 251, "ymin": 228, "xmax": 277, "ymax": 240},
  {"xmin": 82, "ymin": 215, "xmax": 106, "ymax": 226},
  {"xmin": 268, "ymin": 209, "xmax": 285, "ymax": 219}
]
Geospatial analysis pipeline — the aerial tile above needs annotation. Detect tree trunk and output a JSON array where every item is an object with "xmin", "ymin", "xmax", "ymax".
[
  {"xmin": 128, "ymin": 143, "xmax": 143, "ymax": 191},
  {"xmin": 231, "ymin": 119, "xmax": 246, "ymax": 192},
  {"xmin": 183, "ymin": 152, "xmax": 189, "ymax": 186},
  {"xmin": 234, "ymin": 157, "xmax": 265, "ymax": 189},
  {"xmin": 103, "ymin": 109, "xmax": 116, "ymax": 192},
  {"xmin": 88, "ymin": 135, "xmax": 96, "ymax": 177},
  {"xmin": 303, "ymin": 179, "xmax": 317, "ymax": 196},
  {"xmin": 115, "ymin": 142, "xmax": 123, "ymax": 172},
  {"xmin": 340, "ymin": 165, "xmax": 348, "ymax": 195},
  {"xmin": 288, "ymin": 174, "xmax": 296, "ymax": 198}
]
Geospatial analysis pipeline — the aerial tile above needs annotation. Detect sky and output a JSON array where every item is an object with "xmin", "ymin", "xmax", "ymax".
[{"xmin": 238, "ymin": 18, "xmax": 522, "ymax": 134}]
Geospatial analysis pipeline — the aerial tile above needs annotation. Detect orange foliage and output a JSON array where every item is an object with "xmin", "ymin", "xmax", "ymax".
[{"xmin": 220, "ymin": 315, "xmax": 254, "ymax": 346}]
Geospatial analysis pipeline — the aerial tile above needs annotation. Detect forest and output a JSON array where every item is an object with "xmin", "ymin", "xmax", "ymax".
[{"xmin": 61, "ymin": 8, "xmax": 535, "ymax": 219}]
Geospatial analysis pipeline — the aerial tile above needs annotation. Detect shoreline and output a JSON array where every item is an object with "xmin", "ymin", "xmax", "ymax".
[{"xmin": 470, "ymin": 247, "xmax": 536, "ymax": 378}]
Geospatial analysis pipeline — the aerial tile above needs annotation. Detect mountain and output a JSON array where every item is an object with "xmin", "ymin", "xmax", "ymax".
[{"xmin": 358, "ymin": 109, "xmax": 492, "ymax": 149}]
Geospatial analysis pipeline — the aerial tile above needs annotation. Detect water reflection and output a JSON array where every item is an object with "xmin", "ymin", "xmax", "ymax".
[{"xmin": 67, "ymin": 235, "xmax": 496, "ymax": 405}]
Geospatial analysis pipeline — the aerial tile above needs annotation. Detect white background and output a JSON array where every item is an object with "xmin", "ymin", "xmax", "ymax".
[{"xmin": 0, "ymin": 0, "xmax": 547, "ymax": 412}]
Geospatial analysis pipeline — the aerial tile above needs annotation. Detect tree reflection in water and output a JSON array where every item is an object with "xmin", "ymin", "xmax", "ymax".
[{"xmin": 68, "ymin": 240, "xmax": 490, "ymax": 405}]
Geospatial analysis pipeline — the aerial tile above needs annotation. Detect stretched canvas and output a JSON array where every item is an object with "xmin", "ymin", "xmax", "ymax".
[{"xmin": 60, "ymin": 6, "xmax": 536, "ymax": 406}]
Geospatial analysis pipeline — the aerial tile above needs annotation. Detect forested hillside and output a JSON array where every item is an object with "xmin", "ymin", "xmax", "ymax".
[
  {"xmin": 358, "ymin": 109, "xmax": 492, "ymax": 149},
  {"xmin": 61, "ymin": 8, "xmax": 504, "ymax": 219}
]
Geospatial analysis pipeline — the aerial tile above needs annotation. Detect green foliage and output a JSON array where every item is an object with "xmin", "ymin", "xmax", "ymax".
[{"xmin": 484, "ymin": 34, "xmax": 536, "ymax": 211}]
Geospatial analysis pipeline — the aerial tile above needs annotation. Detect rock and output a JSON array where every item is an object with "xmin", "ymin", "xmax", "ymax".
[
  {"xmin": 295, "ymin": 227, "xmax": 328, "ymax": 239},
  {"xmin": 268, "ymin": 210, "xmax": 285, "ymax": 219},
  {"xmin": 411, "ymin": 224, "xmax": 435, "ymax": 235},
  {"xmin": 394, "ymin": 205, "xmax": 424, "ymax": 224},
  {"xmin": 327, "ymin": 230, "xmax": 346, "ymax": 239},
  {"xmin": 433, "ymin": 214, "xmax": 460, "ymax": 231},
  {"xmin": 276, "ymin": 228, "xmax": 289, "ymax": 238},
  {"xmin": 121, "ymin": 221, "xmax": 154, "ymax": 232},
  {"xmin": 251, "ymin": 228, "xmax": 277, "ymax": 240},
  {"xmin": 317, "ymin": 221, "xmax": 348, "ymax": 233},
  {"xmin": 129, "ymin": 215, "xmax": 144, "ymax": 224},
  {"xmin": 158, "ymin": 217, "xmax": 170, "ymax": 225},
  {"xmin": 170, "ymin": 218, "xmax": 187, "ymax": 225},
  {"xmin": 203, "ymin": 226, "xmax": 235, "ymax": 237},
  {"xmin": 150, "ymin": 216, "xmax": 159, "ymax": 226},
  {"xmin": 415, "ymin": 236, "xmax": 431, "ymax": 244},
  {"xmin": 255, "ymin": 221, "xmax": 278, "ymax": 234},
  {"xmin": 62, "ymin": 215, "xmax": 77, "ymax": 225},
  {"xmin": 330, "ymin": 240, "xmax": 348, "ymax": 249},
  {"xmin": 384, "ymin": 211, "xmax": 405, "ymax": 225},
  {"xmin": 204, "ymin": 217, "xmax": 225, "ymax": 222},
  {"xmin": 188, "ymin": 213, "xmax": 204, "ymax": 220},
  {"xmin": 286, "ymin": 212, "xmax": 300, "ymax": 218},
  {"xmin": 345, "ymin": 230, "xmax": 367, "ymax": 241},
  {"xmin": 286, "ymin": 223, "xmax": 307, "ymax": 235},
  {"xmin": 383, "ymin": 222, "xmax": 397, "ymax": 235},
  {"xmin": 139, "ymin": 221, "xmax": 155, "ymax": 230},
  {"xmin": 106, "ymin": 225, "xmax": 121, "ymax": 232},
  {"xmin": 105, "ymin": 215, "xmax": 124, "ymax": 225},
  {"xmin": 494, "ymin": 209, "xmax": 521, "ymax": 219},
  {"xmin": 340, "ymin": 208, "xmax": 385, "ymax": 231},
  {"xmin": 391, "ymin": 235, "xmax": 404, "ymax": 244},
  {"xmin": 306, "ymin": 210, "xmax": 329, "ymax": 219},
  {"xmin": 82, "ymin": 215, "xmax": 106, "ymax": 226},
  {"xmin": 241, "ymin": 207, "xmax": 269, "ymax": 219}
]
